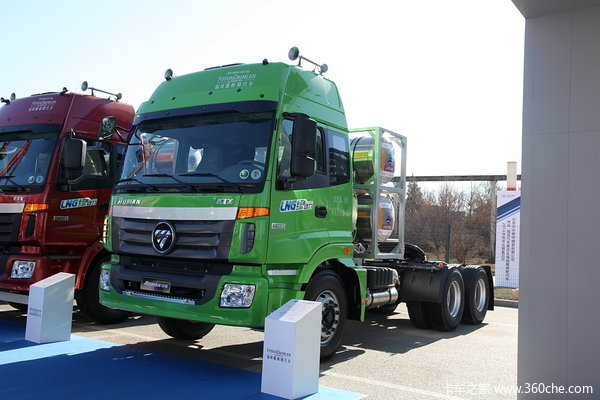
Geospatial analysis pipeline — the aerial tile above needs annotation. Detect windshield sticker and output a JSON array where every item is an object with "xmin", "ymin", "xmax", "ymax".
[
  {"xmin": 28, "ymin": 96, "xmax": 57, "ymax": 112},
  {"xmin": 251, "ymin": 169, "xmax": 261, "ymax": 180},
  {"xmin": 239, "ymin": 169, "xmax": 250, "ymax": 179},
  {"xmin": 214, "ymin": 70, "xmax": 256, "ymax": 90},
  {"xmin": 35, "ymin": 175, "xmax": 43, "ymax": 184},
  {"xmin": 60, "ymin": 198, "xmax": 98, "ymax": 210},
  {"xmin": 27, "ymin": 176, "xmax": 35, "ymax": 184},
  {"xmin": 279, "ymin": 199, "xmax": 314, "ymax": 213}
]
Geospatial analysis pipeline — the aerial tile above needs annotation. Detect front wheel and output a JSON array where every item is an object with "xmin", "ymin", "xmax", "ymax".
[
  {"xmin": 428, "ymin": 268, "xmax": 465, "ymax": 331},
  {"xmin": 76, "ymin": 261, "xmax": 131, "ymax": 324},
  {"xmin": 304, "ymin": 270, "xmax": 347, "ymax": 360},
  {"xmin": 8, "ymin": 302, "xmax": 28, "ymax": 312},
  {"xmin": 157, "ymin": 316, "xmax": 215, "ymax": 340}
]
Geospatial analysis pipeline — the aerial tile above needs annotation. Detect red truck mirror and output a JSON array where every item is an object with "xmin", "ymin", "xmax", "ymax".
[
  {"xmin": 99, "ymin": 116, "xmax": 117, "ymax": 140},
  {"xmin": 64, "ymin": 138, "xmax": 86, "ymax": 169}
]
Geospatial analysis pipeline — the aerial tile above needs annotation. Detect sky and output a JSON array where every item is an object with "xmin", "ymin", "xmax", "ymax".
[{"xmin": 0, "ymin": 0, "xmax": 525, "ymax": 178}]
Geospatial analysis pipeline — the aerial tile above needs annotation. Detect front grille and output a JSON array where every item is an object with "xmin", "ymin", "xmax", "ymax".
[
  {"xmin": 120, "ymin": 254, "xmax": 233, "ymax": 276},
  {"xmin": 0, "ymin": 213, "xmax": 21, "ymax": 244},
  {"xmin": 112, "ymin": 217, "xmax": 234, "ymax": 259}
]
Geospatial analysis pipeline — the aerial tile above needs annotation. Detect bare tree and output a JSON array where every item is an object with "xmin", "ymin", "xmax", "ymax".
[{"xmin": 404, "ymin": 182, "xmax": 496, "ymax": 263}]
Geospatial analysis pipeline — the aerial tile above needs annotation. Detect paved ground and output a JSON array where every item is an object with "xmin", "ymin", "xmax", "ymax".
[{"xmin": 0, "ymin": 302, "xmax": 518, "ymax": 400}]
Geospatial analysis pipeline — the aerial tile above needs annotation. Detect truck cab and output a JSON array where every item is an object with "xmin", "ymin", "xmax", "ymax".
[{"xmin": 0, "ymin": 90, "xmax": 134, "ymax": 323}]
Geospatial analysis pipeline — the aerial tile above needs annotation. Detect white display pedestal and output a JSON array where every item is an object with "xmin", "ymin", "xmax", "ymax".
[
  {"xmin": 261, "ymin": 299, "xmax": 322, "ymax": 399},
  {"xmin": 25, "ymin": 272, "xmax": 75, "ymax": 344}
]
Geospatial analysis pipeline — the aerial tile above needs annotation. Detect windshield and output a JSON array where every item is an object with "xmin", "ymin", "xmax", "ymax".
[
  {"xmin": 118, "ymin": 111, "xmax": 273, "ymax": 193},
  {"xmin": 0, "ymin": 131, "xmax": 58, "ymax": 192}
]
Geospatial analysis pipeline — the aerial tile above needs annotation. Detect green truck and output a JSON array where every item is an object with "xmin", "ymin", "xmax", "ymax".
[{"xmin": 99, "ymin": 48, "xmax": 493, "ymax": 359}]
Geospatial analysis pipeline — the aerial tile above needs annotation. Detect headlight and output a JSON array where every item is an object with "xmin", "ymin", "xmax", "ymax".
[
  {"xmin": 220, "ymin": 284, "xmax": 255, "ymax": 308},
  {"xmin": 11, "ymin": 261, "xmax": 36, "ymax": 279},
  {"xmin": 99, "ymin": 269, "xmax": 111, "ymax": 291},
  {"xmin": 102, "ymin": 216, "xmax": 112, "ymax": 252}
]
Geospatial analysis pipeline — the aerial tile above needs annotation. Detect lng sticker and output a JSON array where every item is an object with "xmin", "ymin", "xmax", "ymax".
[
  {"xmin": 60, "ymin": 197, "xmax": 98, "ymax": 209},
  {"xmin": 239, "ymin": 169, "xmax": 250, "ymax": 179},
  {"xmin": 279, "ymin": 199, "xmax": 314, "ymax": 212},
  {"xmin": 251, "ymin": 169, "xmax": 261, "ymax": 180}
]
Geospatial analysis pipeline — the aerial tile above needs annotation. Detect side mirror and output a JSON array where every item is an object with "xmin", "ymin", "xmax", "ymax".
[
  {"xmin": 290, "ymin": 117, "xmax": 317, "ymax": 178},
  {"xmin": 99, "ymin": 116, "xmax": 116, "ymax": 140},
  {"xmin": 64, "ymin": 138, "xmax": 86, "ymax": 169}
]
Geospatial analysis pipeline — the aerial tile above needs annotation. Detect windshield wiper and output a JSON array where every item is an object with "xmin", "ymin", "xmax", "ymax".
[
  {"xmin": 142, "ymin": 173, "xmax": 197, "ymax": 191},
  {"xmin": 115, "ymin": 177, "xmax": 158, "ymax": 192},
  {"xmin": 179, "ymin": 172, "xmax": 242, "ymax": 191},
  {"xmin": 0, "ymin": 175, "xmax": 28, "ymax": 192}
]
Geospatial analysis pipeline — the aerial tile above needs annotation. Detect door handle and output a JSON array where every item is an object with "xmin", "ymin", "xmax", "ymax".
[{"xmin": 315, "ymin": 205, "xmax": 327, "ymax": 218}]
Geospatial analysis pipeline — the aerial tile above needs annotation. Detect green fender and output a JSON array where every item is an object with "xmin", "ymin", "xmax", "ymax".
[{"xmin": 297, "ymin": 243, "xmax": 368, "ymax": 322}]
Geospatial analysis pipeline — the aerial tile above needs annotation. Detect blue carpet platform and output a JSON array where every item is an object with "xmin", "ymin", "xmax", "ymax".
[{"xmin": 0, "ymin": 321, "xmax": 364, "ymax": 400}]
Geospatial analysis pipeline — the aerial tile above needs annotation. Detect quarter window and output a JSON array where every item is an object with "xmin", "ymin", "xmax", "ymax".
[{"xmin": 327, "ymin": 130, "xmax": 350, "ymax": 186}]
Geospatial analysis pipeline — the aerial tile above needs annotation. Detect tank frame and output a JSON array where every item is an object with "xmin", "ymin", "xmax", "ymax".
[{"xmin": 350, "ymin": 127, "xmax": 407, "ymax": 260}]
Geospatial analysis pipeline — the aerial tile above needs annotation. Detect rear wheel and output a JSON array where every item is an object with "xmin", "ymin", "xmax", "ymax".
[
  {"xmin": 304, "ymin": 270, "xmax": 347, "ymax": 360},
  {"xmin": 429, "ymin": 268, "xmax": 464, "ymax": 331},
  {"xmin": 76, "ymin": 260, "xmax": 131, "ymax": 324},
  {"xmin": 407, "ymin": 301, "xmax": 432, "ymax": 329},
  {"xmin": 461, "ymin": 266, "xmax": 489, "ymax": 324},
  {"xmin": 157, "ymin": 316, "xmax": 215, "ymax": 340}
]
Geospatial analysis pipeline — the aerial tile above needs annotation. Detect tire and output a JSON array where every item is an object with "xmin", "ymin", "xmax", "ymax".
[
  {"xmin": 157, "ymin": 316, "xmax": 215, "ymax": 340},
  {"xmin": 304, "ymin": 270, "xmax": 347, "ymax": 360},
  {"xmin": 371, "ymin": 302, "xmax": 399, "ymax": 315},
  {"xmin": 428, "ymin": 268, "xmax": 465, "ymax": 331},
  {"xmin": 76, "ymin": 260, "xmax": 131, "ymax": 324},
  {"xmin": 407, "ymin": 301, "xmax": 432, "ymax": 329},
  {"xmin": 461, "ymin": 266, "xmax": 489, "ymax": 325},
  {"xmin": 8, "ymin": 302, "xmax": 28, "ymax": 312}
]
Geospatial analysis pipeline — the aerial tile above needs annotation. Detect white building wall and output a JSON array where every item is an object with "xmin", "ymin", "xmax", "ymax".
[{"xmin": 516, "ymin": 2, "xmax": 600, "ymax": 397}]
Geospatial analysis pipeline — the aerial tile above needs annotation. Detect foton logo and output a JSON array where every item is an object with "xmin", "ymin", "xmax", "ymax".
[{"xmin": 152, "ymin": 221, "xmax": 176, "ymax": 255}]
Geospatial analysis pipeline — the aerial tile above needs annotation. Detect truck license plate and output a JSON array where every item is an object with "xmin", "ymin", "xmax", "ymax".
[{"xmin": 140, "ymin": 278, "xmax": 171, "ymax": 294}]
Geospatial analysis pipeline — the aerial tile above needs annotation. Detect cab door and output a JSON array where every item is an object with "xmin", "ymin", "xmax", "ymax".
[
  {"xmin": 268, "ymin": 120, "xmax": 335, "ymax": 264},
  {"xmin": 46, "ymin": 139, "xmax": 117, "ymax": 245}
]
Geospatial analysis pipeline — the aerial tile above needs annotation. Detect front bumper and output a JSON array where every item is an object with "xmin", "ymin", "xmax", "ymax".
[{"xmin": 100, "ymin": 257, "xmax": 277, "ymax": 327}]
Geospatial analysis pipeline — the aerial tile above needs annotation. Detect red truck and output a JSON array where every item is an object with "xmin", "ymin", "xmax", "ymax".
[{"xmin": 0, "ymin": 88, "xmax": 134, "ymax": 323}]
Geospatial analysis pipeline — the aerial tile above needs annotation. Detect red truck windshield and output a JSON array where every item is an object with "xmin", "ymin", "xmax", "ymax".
[{"xmin": 0, "ymin": 131, "xmax": 58, "ymax": 192}]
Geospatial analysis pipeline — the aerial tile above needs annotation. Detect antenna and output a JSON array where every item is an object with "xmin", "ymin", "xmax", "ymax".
[
  {"xmin": 288, "ymin": 47, "xmax": 328, "ymax": 75},
  {"xmin": 81, "ymin": 81, "xmax": 122, "ymax": 101}
]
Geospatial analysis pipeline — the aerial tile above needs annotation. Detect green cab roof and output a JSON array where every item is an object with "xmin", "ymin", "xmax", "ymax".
[{"xmin": 137, "ymin": 62, "xmax": 347, "ymax": 130}]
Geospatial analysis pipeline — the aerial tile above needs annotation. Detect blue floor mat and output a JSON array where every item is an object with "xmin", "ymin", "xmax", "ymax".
[{"xmin": 0, "ymin": 320, "xmax": 363, "ymax": 400}]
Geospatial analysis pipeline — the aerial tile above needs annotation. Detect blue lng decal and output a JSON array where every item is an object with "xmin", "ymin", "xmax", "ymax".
[
  {"xmin": 60, "ymin": 198, "xmax": 98, "ymax": 209},
  {"xmin": 279, "ymin": 199, "xmax": 314, "ymax": 212}
]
